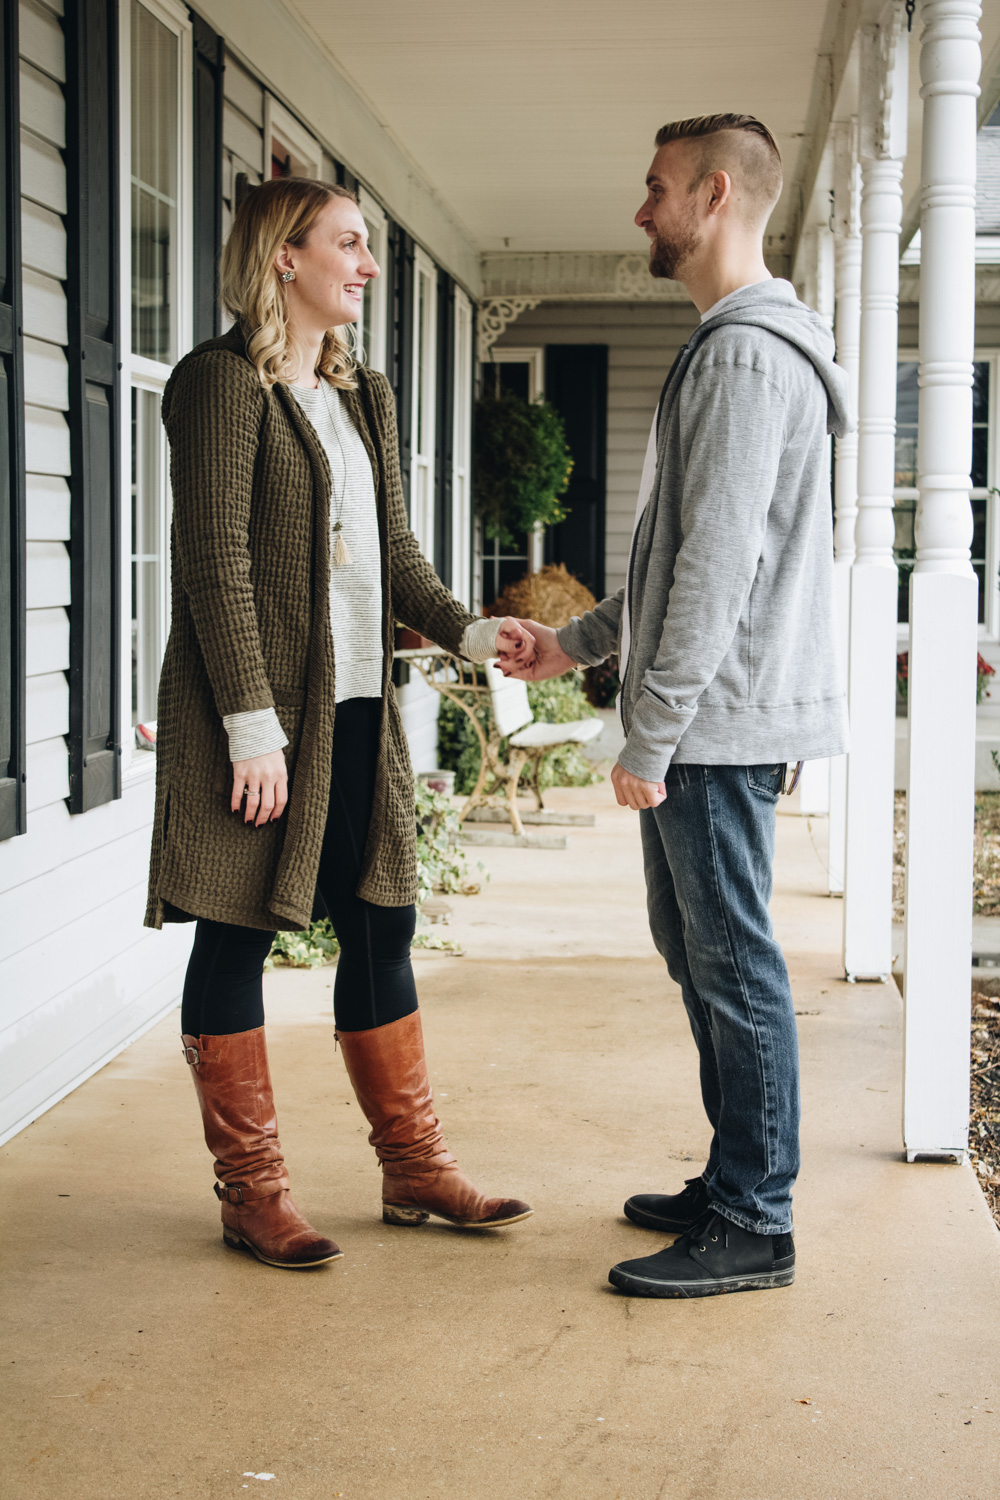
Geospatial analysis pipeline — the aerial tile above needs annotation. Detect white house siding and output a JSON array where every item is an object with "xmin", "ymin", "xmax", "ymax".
[
  {"xmin": 220, "ymin": 54, "xmax": 263, "ymax": 247},
  {"xmin": 0, "ymin": 0, "xmax": 191, "ymax": 1146},
  {"xmin": 493, "ymin": 301, "xmax": 698, "ymax": 597}
]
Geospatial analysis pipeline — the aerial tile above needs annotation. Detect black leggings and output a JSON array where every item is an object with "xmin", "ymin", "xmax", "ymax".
[{"xmin": 180, "ymin": 697, "xmax": 418, "ymax": 1037}]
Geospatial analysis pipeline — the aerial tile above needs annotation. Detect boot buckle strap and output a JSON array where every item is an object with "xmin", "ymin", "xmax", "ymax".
[
  {"xmin": 182, "ymin": 1044, "xmax": 201, "ymax": 1066},
  {"xmin": 214, "ymin": 1182, "xmax": 244, "ymax": 1205}
]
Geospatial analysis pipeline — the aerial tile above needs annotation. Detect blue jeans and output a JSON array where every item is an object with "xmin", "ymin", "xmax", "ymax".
[{"xmin": 640, "ymin": 763, "xmax": 799, "ymax": 1235}]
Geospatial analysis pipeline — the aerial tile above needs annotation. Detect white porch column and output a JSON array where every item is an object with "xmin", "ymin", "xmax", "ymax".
[
  {"xmin": 842, "ymin": 7, "xmax": 909, "ymax": 982},
  {"xmin": 829, "ymin": 123, "xmax": 863, "ymax": 891},
  {"xmin": 797, "ymin": 221, "xmax": 835, "ymax": 817},
  {"xmin": 902, "ymin": 0, "xmax": 981, "ymax": 1160}
]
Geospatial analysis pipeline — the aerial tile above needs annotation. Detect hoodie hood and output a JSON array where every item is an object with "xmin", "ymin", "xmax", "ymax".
[{"xmin": 696, "ymin": 278, "xmax": 853, "ymax": 439}]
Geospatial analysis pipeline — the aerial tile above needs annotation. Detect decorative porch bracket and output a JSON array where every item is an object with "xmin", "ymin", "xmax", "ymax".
[
  {"xmin": 902, "ymin": 0, "xmax": 982, "ymax": 1162},
  {"xmin": 842, "ymin": 4, "xmax": 909, "ymax": 984},
  {"xmin": 828, "ymin": 119, "xmax": 862, "ymax": 894},
  {"xmin": 477, "ymin": 298, "xmax": 541, "ymax": 362}
]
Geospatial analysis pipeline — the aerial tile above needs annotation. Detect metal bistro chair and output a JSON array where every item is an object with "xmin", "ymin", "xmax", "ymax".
[{"xmin": 394, "ymin": 648, "xmax": 603, "ymax": 841}]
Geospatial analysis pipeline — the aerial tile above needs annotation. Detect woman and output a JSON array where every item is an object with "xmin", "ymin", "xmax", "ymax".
[{"xmin": 147, "ymin": 177, "xmax": 532, "ymax": 1269}]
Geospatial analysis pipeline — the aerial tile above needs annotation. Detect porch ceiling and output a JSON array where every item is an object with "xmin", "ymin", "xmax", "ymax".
[{"xmin": 280, "ymin": 0, "xmax": 839, "ymax": 257}]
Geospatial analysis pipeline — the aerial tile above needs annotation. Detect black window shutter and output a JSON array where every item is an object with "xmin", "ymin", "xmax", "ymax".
[
  {"xmin": 0, "ymin": 0, "xmax": 26, "ymax": 840},
  {"xmin": 434, "ymin": 269, "xmax": 455, "ymax": 584},
  {"xmin": 191, "ymin": 14, "xmax": 223, "ymax": 346},
  {"xmin": 388, "ymin": 222, "xmax": 413, "ymax": 514},
  {"xmin": 64, "ymin": 0, "xmax": 121, "ymax": 814},
  {"xmin": 544, "ymin": 345, "xmax": 609, "ymax": 601}
]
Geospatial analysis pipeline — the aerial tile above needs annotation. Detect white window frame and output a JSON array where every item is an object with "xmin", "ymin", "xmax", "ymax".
[
  {"xmin": 263, "ymin": 94, "xmax": 322, "ymax": 181},
  {"xmin": 478, "ymin": 345, "xmax": 547, "ymax": 587},
  {"xmin": 358, "ymin": 187, "xmax": 388, "ymax": 375},
  {"xmin": 482, "ymin": 345, "xmax": 545, "ymax": 401},
  {"xmin": 117, "ymin": 0, "xmax": 193, "ymax": 781},
  {"xmin": 410, "ymin": 247, "xmax": 438, "ymax": 558},
  {"xmin": 451, "ymin": 288, "xmax": 474, "ymax": 605},
  {"xmin": 895, "ymin": 347, "xmax": 999, "ymax": 641}
]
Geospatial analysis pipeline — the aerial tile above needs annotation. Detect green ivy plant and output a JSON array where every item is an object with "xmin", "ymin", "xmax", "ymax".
[
  {"xmin": 474, "ymin": 393, "xmax": 574, "ymax": 546},
  {"xmin": 437, "ymin": 670, "xmax": 603, "ymax": 797},
  {"xmin": 267, "ymin": 780, "xmax": 481, "ymax": 969}
]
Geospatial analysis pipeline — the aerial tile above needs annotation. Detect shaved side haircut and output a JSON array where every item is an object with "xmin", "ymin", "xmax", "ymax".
[{"xmin": 655, "ymin": 114, "xmax": 783, "ymax": 228}]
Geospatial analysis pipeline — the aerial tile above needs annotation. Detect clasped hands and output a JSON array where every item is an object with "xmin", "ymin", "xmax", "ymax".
[
  {"xmin": 230, "ymin": 615, "xmax": 664, "ymax": 826},
  {"xmin": 496, "ymin": 617, "xmax": 666, "ymax": 812}
]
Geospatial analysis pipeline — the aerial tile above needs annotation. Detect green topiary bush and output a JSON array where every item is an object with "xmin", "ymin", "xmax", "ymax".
[{"xmin": 474, "ymin": 394, "xmax": 573, "ymax": 546}]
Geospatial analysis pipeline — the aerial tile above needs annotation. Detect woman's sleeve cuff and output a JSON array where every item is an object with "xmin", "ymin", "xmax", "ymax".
[
  {"xmin": 222, "ymin": 707, "xmax": 289, "ymax": 763},
  {"xmin": 461, "ymin": 617, "xmax": 502, "ymax": 662}
]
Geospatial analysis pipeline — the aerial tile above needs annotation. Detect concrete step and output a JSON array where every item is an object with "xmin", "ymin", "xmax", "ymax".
[
  {"xmin": 459, "ymin": 829, "xmax": 569, "ymax": 850},
  {"xmin": 464, "ymin": 808, "xmax": 595, "ymax": 827}
]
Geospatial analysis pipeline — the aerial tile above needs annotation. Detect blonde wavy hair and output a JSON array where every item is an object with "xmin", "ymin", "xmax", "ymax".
[{"xmin": 220, "ymin": 176, "xmax": 361, "ymax": 389}]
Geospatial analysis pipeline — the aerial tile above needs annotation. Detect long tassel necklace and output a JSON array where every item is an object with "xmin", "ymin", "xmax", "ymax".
[{"xmin": 320, "ymin": 379, "xmax": 352, "ymax": 568}]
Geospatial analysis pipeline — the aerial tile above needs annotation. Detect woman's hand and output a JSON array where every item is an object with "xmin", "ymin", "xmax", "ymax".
[
  {"xmin": 231, "ymin": 750, "xmax": 289, "ymax": 826},
  {"xmin": 498, "ymin": 618, "xmax": 575, "ymax": 681},
  {"xmin": 495, "ymin": 616, "xmax": 536, "ymax": 666}
]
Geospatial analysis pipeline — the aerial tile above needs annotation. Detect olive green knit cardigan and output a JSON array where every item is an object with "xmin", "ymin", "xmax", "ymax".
[{"xmin": 145, "ymin": 325, "xmax": 474, "ymax": 932}]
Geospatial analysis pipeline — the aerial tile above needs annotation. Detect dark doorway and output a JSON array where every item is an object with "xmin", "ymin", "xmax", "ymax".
[{"xmin": 544, "ymin": 345, "xmax": 608, "ymax": 600}]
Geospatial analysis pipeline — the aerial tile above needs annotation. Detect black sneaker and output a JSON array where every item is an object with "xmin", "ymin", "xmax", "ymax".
[
  {"xmin": 623, "ymin": 1176, "xmax": 709, "ymax": 1232},
  {"xmin": 608, "ymin": 1212, "xmax": 795, "ymax": 1299}
]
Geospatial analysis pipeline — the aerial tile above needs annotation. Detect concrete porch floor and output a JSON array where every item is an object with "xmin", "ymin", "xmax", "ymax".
[{"xmin": 3, "ymin": 784, "xmax": 999, "ymax": 1499}]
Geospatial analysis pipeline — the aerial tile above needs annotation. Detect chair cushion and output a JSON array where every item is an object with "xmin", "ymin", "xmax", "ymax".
[{"xmin": 508, "ymin": 717, "xmax": 604, "ymax": 749}]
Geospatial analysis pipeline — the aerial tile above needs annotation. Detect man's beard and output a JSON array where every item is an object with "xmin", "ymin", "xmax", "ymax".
[{"xmin": 648, "ymin": 220, "xmax": 699, "ymax": 281}]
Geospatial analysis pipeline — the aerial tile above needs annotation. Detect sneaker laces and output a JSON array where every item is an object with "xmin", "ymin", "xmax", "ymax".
[{"xmin": 677, "ymin": 1209, "xmax": 728, "ymax": 1255}]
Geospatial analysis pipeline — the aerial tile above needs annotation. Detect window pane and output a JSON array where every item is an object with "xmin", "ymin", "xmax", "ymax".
[
  {"xmin": 893, "ymin": 500, "xmax": 916, "ymax": 625},
  {"xmin": 974, "ymin": 564, "xmax": 986, "ymax": 626},
  {"xmin": 972, "ymin": 498, "xmax": 987, "ymax": 626},
  {"xmin": 972, "ymin": 424, "xmax": 989, "ymax": 491},
  {"xmin": 973, "ymin": 361, "xmax": 990, "ymax": 424},
  {"xmin": 415, "ymin": 275, "xmax": 426, "ymax": 452},
  {"xmin": 131, "ymin": 2, "xmax": 178, "ymax": 363},
  {"xmin": 499, "ymin": 363, "xmax": 530, "ymax": 402},
  {"xmin": 894, "ymin": 361, "xmax": 919, "ymax": 487},
  {"xmin": 972, "ymin": 362, "xmax": 990, "ymax": 489},
  {"xmin": 131, "ymin": 388, "xmax": 168, "ymax": 726}
]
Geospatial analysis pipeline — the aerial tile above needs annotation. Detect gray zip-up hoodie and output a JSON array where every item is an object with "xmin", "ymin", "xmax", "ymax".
[{"xmin": 558, "ymin": 279, "xmax": 852, "ymax": 781}]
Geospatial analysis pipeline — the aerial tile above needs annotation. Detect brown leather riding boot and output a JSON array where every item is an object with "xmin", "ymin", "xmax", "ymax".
[
  {"xmin": 182, "ymin": 1028, "xmax": 341, "ymax": 1268},
  {"xmin": 336, "ymin": 1010, "xmax": 532, "ymax": 1229}
]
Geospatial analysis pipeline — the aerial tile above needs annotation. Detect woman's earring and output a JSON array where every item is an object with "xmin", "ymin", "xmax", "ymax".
[{"xmin": 281, "ymin": 270, "xmax": 295, "ymax": 283}]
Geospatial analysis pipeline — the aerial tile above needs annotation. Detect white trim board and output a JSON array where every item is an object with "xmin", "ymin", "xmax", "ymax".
[{"xmin": 264, "ymin": 93, "xmax": 322, "ymax": 179}]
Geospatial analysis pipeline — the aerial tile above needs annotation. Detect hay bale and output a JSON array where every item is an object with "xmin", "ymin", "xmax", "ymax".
[{"xmin": 489, "ymin": 564, "xmax": 596, "ymax": 629}]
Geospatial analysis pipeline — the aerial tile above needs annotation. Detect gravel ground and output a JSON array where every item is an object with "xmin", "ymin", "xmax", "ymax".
[
  {"xmin": 970, "ymin": 993, "xmax": 1000, "ymax": 1228},
  {"xmin": 892, "ymin": 792, "xmax": 1000, "ymax": 1228}
]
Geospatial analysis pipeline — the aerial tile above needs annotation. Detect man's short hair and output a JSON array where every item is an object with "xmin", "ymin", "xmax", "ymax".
[{"xmin": 654, "ymin": 114, "xmax": 783, "ymax": 226}]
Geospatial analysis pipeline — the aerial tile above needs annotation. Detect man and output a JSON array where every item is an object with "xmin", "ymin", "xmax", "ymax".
[{"xmin": 503, "ymin": 115, "xmax": 850, "ymax": 1298}]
